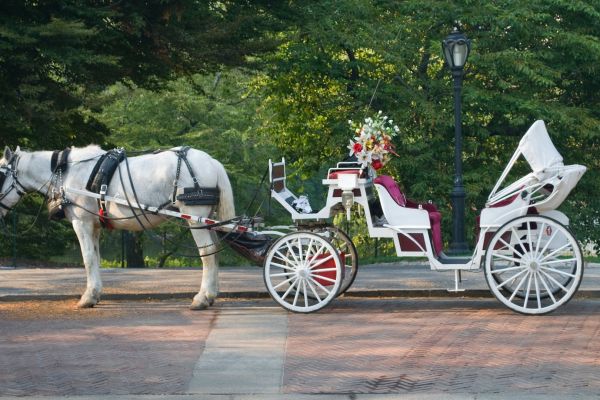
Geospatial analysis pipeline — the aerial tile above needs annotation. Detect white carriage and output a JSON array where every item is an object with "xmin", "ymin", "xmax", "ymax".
[{"xmin": 262, "ymin": 120, "xmax": 587, "ymax": 315}]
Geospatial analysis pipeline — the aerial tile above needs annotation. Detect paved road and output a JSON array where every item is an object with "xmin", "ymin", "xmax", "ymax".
[{"xmin": 0, "ymin": 297, "xmax": 599, "ymax": 399}]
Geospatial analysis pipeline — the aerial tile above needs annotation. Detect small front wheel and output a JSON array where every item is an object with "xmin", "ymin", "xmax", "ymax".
[
  {"xmin": 484, "ymin": 215, "xmax": 583, "ymax": 315},
  {"xmin": 263, "ymin": 231, "xmax": 343, "ymax": 313}
]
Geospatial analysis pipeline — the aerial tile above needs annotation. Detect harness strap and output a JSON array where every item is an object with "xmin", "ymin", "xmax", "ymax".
[
  {"xmin": 85, "ymin": 149, "xmax": 125, "ymax": 228},
  {"xmin": 50, "ymin": 148, "xmax": 71, "ymax": 173},
  {"xmin": 171, "ymin": 146, "xmax": 201, "ymax": 203}
]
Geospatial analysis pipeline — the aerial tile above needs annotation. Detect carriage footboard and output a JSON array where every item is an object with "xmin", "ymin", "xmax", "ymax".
[{"xmin": 216, "ymin": 231, "xmax": 274, "ymax": 265}]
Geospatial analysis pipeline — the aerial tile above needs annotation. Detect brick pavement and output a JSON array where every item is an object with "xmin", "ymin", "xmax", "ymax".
[
  {"xmin": 0, "ymin": 297, "xmax": 599, "ymax": 397},
  {"xmin": 0, "ymin": 300, "xmax": 216, "ymax": 396},
  {"xmin": 284, "ymin": 298, "xmax": 600, "ymax": 396}
]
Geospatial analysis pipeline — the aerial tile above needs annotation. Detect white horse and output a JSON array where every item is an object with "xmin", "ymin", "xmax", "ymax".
[{"xmin": 0, "ymin": 145, "xmax": 235, "ymax": 309}]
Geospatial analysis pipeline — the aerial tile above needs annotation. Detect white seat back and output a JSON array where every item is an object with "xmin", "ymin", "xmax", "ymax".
[{"xmin": 374, "ymin": 183, "xmax": 430, "ymax": 228}]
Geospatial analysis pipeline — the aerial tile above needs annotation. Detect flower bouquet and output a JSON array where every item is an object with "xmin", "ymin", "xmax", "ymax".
[{"xmin": 347, "ymin": 111, "xmax": 399, "ymax": 170}]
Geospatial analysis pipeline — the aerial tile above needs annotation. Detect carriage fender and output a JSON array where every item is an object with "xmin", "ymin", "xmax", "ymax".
[{"xmin": 539, "ymin": 210, "xmax": 569, "ymax": 226}]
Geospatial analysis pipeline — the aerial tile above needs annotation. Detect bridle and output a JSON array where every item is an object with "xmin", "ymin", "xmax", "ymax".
[{"xmin": 0, "ymin": 154, "xmax": 27, "ymax": 212}]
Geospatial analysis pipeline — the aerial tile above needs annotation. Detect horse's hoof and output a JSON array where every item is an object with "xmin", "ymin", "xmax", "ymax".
[
  {"xmin": 189, "ymin": 300, "xmax": 209, "ymax": 310},
  {"xmin": 77, "ymin": 299, "xmax": 96, "ymax": 308}
]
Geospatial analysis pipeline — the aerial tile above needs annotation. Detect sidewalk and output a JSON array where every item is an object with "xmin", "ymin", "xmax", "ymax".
[{"xmin": 1, "ymin": 262, "xmax": 600, "ymax": 301}]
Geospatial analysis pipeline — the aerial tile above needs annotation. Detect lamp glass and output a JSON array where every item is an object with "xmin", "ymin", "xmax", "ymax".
[{"xmin": 453, "ymin": 42, "xmax": 468, "ymax": 68}]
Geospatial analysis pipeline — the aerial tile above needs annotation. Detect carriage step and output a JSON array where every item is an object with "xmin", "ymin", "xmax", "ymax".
[{"xmin": 437, "ymin": 251, "xmax": 471, "ymax": 265}]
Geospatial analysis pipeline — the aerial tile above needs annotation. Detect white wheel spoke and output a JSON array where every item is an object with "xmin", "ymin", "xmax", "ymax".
[
  {"xmin": 538, "ymin": 271, "xmax": 557, "ymax": 304},
  {"xmin": 496, "ymin": 268, "xmax": 528, "ymax": 290},
  {"xmin": 296, "ymin": 237, "xmax": 304, "ymax": 262},
  {"xmin": 292, "ymin": 281, "xmax": 301, "ymax": 306},
  {"xmin": 309, "ymin": 254, "xmax": 334, "ymax": 269},
  {"xmin": 527, "ymin": 221, "xmax": 534, "ymax": 257},
  {"xmin": 538, "ymin": 229, "xmax": 559, "ymax": 259},
  {"xmin": 534, "ymin": 222, "xmax": 546, "ymax": 257},
  {"xmin": 539, "ymin": 258, "xmax": 577, "ymax": 267},
  {"xmin": 499, "ymin": 237, "xmax": 524, "ymax": 257},
  {"xmin": 540, "ymin": 242, "xmax": 572, "ymax": 263},
  {"xmin": 275, "ymin": 249, "xmax": 297, "ymax": 267},
  {"xmin": 270, "ymin": 261, "xmax": 296, "ymax": 272},
  {"xmin": 272, "ymin": 275, "xmax": 296, "ymax": 290},
  {"xmin": 281, "ymin": 278, "xmax": 298, "ymax": 300},
  {"xmin": 533, "ymin": 272, "xmax": 542, "ymax": 309},
  {"xmin": 511, "ymin": 228, "xmax": 525, "ymax": 255},
  {"xmin": 308, "ymin": 276, "xmax": 332, "ymax": 295},
  {"xmin": 310, "ymin": 275, "xmax": 337, "ymax": 284},
  {"xmin": 491, "ymin": 265, "xmax": 527, "ymax": 274},
  {"xmin": 523, "ymin": 271, "xmax": 533, "ymax": 307},
  {"xmin": 492, "ymin": 252, "xmax": 525, "ymax": 264},
  {"xmin": 539, "ymin": 269, "xmax": 569, "ymax": 293},
  {"xmin": 508, "ymin": 271, "xmax": 530, "ymax": 303},
  {"xmin": 305, "ymin": 238, "xmax": 315, "ymax": 260},
  {"xmin": 308, "ymin": 242, "xmax": 327, "ymax": 264},
  {"xmin": 310, "ymin": 267, "xmax": 338, "ymax": 273},
  {"xmin": 539, "ymin": 266, "xmax": 577, "ymax": 279},
  {"xmin": 270, "ymin": 272, "xmax": 295, "ymax": 277},
  {"xmin": 302, "ymin": 280, "xmax": 309, "ymax": 308},
  {"xmin": 305, "ymin": 279, "xmax": 322, "ymax": 302}
]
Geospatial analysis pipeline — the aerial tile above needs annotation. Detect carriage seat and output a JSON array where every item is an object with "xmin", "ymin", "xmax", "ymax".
[{"xmin": 374, "ymin": 176, "xmax": 443, "ymax": 255}]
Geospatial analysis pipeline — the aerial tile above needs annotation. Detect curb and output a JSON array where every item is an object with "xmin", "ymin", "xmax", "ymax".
[{"xmin": 2, "ymin": 289, "xmax": 599, "ymax": 302}]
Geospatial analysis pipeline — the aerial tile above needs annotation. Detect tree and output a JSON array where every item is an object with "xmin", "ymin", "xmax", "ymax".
[{"xmin": 0, "ymin": 0, "xmax": 288, "ymax": 148}]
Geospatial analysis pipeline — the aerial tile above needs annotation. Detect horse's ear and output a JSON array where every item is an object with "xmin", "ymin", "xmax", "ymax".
[
  {"xmin": 15, "ymin": 146, "xmax": 20, "ymax": 153},
  {"xmin": 3, "ymin": 146, "xmax": 12, "ymax": 161}
]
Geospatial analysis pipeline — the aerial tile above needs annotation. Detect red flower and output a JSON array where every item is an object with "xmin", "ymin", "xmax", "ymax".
[
  {"xmin": 372, "ymin": 159, "xmax": 383, "ymax": 170},
  {"xmin": 352, "ymin": 142, "xmax": 363, "ymax": 154}
]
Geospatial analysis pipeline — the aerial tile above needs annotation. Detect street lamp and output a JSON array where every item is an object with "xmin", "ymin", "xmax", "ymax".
[{"xmin": 442, "ymin": 27, "xmax": 471, "ymax": 254}]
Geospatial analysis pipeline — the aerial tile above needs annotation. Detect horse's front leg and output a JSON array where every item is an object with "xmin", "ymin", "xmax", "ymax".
[
  {"xmin": 189, "ymin": 228, "xmax": 219, "ymax": 310},
  {"xmin": 72, "ymin": 219, "xmax": 103, "ymax": 308}
]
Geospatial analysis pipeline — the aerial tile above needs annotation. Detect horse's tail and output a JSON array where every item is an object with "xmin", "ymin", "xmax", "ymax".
[{"xmin": 214, "ymin": 159, "xmax": 236, "ymax": 221}]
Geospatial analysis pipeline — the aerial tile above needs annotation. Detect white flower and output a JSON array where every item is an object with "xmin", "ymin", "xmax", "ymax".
[{"xmin": 356, "ymin": 151, "xmax": 372, "ymax": 167}]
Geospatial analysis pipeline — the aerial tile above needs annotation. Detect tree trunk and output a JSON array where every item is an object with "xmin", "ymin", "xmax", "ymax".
[{"xmin": 124, "ymin": 231, "xmax": 145, "ymax": 268}]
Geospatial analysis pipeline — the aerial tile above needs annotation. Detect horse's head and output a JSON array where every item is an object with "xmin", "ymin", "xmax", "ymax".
[{"xmin": 0, "ymin": 146, "xmax": 25, "ymax": 217}]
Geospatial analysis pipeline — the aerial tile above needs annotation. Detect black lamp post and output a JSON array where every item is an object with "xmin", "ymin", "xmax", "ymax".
[{"xmin": 442, "ymin": 27, "xmax": 471, "ymax": 254}]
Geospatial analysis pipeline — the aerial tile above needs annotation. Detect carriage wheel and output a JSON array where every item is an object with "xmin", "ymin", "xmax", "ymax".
[
  {"xmin": 325, "ymin": 226, "xmax": 359, "ymax": 296},
  {"xmin": 263, "ymin": 231, "xmax": 343, "ymax": 313},
  {"xmin": 484, "ymin": 215, "xmax": 583, "ymax": 315}
]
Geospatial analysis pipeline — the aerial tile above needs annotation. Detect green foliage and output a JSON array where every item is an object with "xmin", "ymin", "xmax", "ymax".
[
  {"xmin": 0, "ymin": 0, "xmax": 287, "ymax": 148},
  {"xmin": 0, "ymin": 197, "xmax": 77, "ymax": 260},
  {"xmin": 90, "ymin": 71, "xmax": 276, "ymax": 265},
  {"xmin": 258, "ymin": 0, "xmax": 600, "ymax": 249}
]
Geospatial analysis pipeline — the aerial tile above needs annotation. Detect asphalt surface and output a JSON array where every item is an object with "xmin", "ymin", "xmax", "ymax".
[{"xmin": 0, "ymin": 263, "xmax": 599, "ymax": 399}]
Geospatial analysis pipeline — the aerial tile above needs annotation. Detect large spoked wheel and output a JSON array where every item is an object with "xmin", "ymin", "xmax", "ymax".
[
  {"xmin": 325, "ymin": 226, "xmax": 359, "ymax": 297},
  {"xmin": 484, "ymin": 215, "xmax": 583, "ymax": 315},
  {"xmin": 263, "ymin": 231, "xmax": 343, "ymax": 313}
]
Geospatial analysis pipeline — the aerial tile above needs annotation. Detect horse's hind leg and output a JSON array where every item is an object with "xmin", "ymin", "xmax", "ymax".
[
  {"xmin": 189, "ymin": 227, "xmax": 219, "ymax": 310},
  {"xmin": 72, "ymin": 219, "xmax": 103, "ymax": 308}
]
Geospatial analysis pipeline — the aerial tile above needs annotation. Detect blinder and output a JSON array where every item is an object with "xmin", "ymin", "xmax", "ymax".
[{"xmin": 0, "ymin": 154, "xmax": 26, "ymax": 212}]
